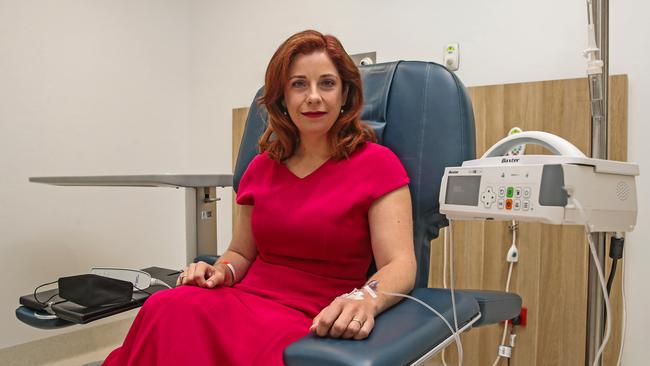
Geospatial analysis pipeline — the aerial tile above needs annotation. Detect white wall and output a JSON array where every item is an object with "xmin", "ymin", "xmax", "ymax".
[
  {"xmin": 0, "ymin": 0, "xmax": 195, "ymax": 348},
  {"xmin": 1, "ymin": 0, "xmax": 648, "ymax": 362}
]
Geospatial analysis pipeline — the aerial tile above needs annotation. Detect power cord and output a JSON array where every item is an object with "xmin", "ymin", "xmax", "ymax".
[
  {"xmin": 606, "ymin": 235, "xmax": 624, "ymax": 296},
  {"xmin": 435, "ymin": 223, "xmax": 466, "ymax": 366},
  {"xmin": 33, "ymin": 280, "xmax": 59, "ymax": 307},
  {"xmin": 150, "ymin": 278, "xmax": 172, "ymax": 289},
  {"xmin": 32, "ymin": 280, "xmax": 61, "ymax": 319},
  {"xmin": 569, "ymin": 195, "xmax": 612, "ymax": 366}
]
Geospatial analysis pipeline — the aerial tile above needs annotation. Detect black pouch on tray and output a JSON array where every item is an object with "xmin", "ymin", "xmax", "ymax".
[{"xmin": 58, "ymin": 274, "xmax": 133, "ymax": 307}]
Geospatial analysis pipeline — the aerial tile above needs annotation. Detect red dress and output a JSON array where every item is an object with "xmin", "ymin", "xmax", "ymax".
[{"xmin": 103, "ymin": 142, "xmax": 409, "ymax": 365}]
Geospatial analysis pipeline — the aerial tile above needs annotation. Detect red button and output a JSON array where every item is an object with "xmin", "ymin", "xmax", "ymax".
[{"xmin": 505, "ymin": 199, "xmax": 513, "ymax": 210}]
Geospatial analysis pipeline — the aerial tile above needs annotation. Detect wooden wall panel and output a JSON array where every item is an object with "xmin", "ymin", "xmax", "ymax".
[
  {"xmin": 231, "ymin": 107, "xmax": 249, "ymax": 231},
  {"xmin": 431, "ymin": 75, "xmax": 627, "ymax": 366},
  {"xmin": 231, "ymin": 75, "xmax": 628, "ymax": 366}
]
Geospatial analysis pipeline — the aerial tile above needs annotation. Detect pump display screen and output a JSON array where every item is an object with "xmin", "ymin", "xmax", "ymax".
[{"xmin": 445, "ymin": 175, "xmax": 481, "ymax": 206}]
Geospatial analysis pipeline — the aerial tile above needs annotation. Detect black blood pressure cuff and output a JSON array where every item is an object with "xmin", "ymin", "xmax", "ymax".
[{"xmin": 58, "ymin": 274, "xmax": 133, "ymax": 307}]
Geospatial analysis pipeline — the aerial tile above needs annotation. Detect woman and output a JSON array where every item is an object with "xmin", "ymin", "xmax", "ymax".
[{"xmin": 104, "ymin": 29, "xmax": 416, "ymax": 366}]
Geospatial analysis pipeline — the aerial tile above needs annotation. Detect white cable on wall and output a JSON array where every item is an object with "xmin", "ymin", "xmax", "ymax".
[
  {"xmin": 380, "ymin": 290, "xmax": 463, "ymax": 363},
  {"xmin": 442, "ymin": 227, "xmax": 449, "ymax": 366},
  {"xmin": 491, "ymin": 220, "xmax": 518, "ymax": 366},
  {"xmin": 617, "ymin": 256, "xmax": 626, "ymax": 366},
  {"xmin": 448, "ymin": 219, "xmax": 464, "ymax": 366}
]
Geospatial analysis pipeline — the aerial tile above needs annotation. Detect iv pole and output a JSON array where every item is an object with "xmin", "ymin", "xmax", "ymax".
[{"xmin": 584, "ymin": 0, "xmax": 609, "ymax": 365}]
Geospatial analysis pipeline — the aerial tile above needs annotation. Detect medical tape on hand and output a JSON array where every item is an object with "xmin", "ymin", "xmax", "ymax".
[
  {"xmin": 339, "ymin": 280, "xmax": 379, "ymax": 300},
  {"xmin": 339, "ymin": 288, "xmax": 365, "ymax": 300}
]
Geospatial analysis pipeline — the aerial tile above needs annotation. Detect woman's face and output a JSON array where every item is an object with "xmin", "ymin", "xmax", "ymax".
[{"xmin": 283, "ymin": 51, "xmax": 348, "ymax": 141}]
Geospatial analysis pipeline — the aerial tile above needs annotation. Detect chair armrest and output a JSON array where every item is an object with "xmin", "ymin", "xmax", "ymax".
[
  {"xmin": 456, "ymin": 289, "xmax": 522, "ymax": 327},
  {"xmin": 15, "ymin": 306, "xmax": 74, "ymax": 330},
  {"xmin": 284, "ymin": 288, "xmax": 480, "ymax": 366}
]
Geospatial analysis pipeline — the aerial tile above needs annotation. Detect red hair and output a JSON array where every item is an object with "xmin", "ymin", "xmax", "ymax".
[{"xmin": 257, "ymin": 30, "xmax": 375, "ymax": 162}]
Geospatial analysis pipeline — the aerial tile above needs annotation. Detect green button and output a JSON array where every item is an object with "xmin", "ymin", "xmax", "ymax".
[{"xmin": 506, "ymin": 187, "xmax": 514, "ymax": 198}]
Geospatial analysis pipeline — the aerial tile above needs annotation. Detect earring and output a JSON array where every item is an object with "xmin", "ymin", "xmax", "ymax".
[
  {"xmin": 283, "ymin": 110, "xmax": 288, "ymax": 116},
  {"xmin": 340, "ymin": 108, "xmax": 345, "ymax": 114}
]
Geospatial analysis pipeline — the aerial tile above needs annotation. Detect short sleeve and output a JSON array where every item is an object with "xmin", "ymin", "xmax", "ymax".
[
  {"xmin": 235, "ymin": 154, "xmax": 264, "ymax": 206},
  {"xmin": 368, "ymin": 145, "xmax": 410, "ymax": 201}
]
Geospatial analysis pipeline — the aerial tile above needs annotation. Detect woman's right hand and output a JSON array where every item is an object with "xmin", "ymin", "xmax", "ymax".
[{"xmin": 176, "ymin": 261, "xmax": 229, "ymax": 288}]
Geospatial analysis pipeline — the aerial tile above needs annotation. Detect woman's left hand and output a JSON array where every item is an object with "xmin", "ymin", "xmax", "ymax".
[{"xmin": 310, "ymin": 296, "xmax": 378, "ymax": 340}]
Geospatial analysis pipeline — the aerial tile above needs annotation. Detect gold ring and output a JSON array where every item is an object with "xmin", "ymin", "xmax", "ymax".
[{"xmin": 350, "ymin": 318, "xmax": 363, "ymax": 326}]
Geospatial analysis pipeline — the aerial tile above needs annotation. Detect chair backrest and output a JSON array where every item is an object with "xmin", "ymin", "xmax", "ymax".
[{"xmin": 234, "ymin": 61, "xmax": 476, "ymax": 288}]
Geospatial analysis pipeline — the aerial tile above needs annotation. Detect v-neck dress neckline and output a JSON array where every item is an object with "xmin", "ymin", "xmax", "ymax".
[{"xmin": 281, "ymin": 157, "xmax": 333, "ymax": 180}]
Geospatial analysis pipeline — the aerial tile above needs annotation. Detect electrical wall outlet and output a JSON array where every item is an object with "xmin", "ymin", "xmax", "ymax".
[
  {"xmin": 350, "ymin": 52, "xmax": 376, "ymax": 66},
  {"xmin": 443, "ymin": 43, "xmax": 460, "ymax": 71}
]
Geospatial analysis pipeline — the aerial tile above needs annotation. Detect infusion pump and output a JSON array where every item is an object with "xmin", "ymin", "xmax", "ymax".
[{"xmin": 439, "ymin": 132, "xmax": 639, "ymax": 233}]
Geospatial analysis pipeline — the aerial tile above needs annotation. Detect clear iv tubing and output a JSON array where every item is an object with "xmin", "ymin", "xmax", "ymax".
[
  {"xmin": 343, "ymin": 280, "xmax": 463, "ymax": 363},
  {"xmin": 442, "ymin": 228, "xmax": 450, "ymax": 366},
  {"xmin": 387, "ymin": 222, "xmax": 463, "ymax": 366},
  {"xmin": 381, "ymin": 290, "xmax": 463, "ymax": 366},
  {"xmin": 570, "ymin": 196, "xmax": 612, "ymax": 366},
  {"xmin": 449, "ymin": 219, "xmax": 464, "ymax": 365}
]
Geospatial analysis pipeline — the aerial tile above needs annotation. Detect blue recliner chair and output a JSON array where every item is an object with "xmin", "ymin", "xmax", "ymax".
[
  {"xmin": 228, "ymin": 61, "xmax": 522, "ymax": 366},
  {"xmin": 16, "ymin": 60, "xmax": 521, "ymax": 365}
]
